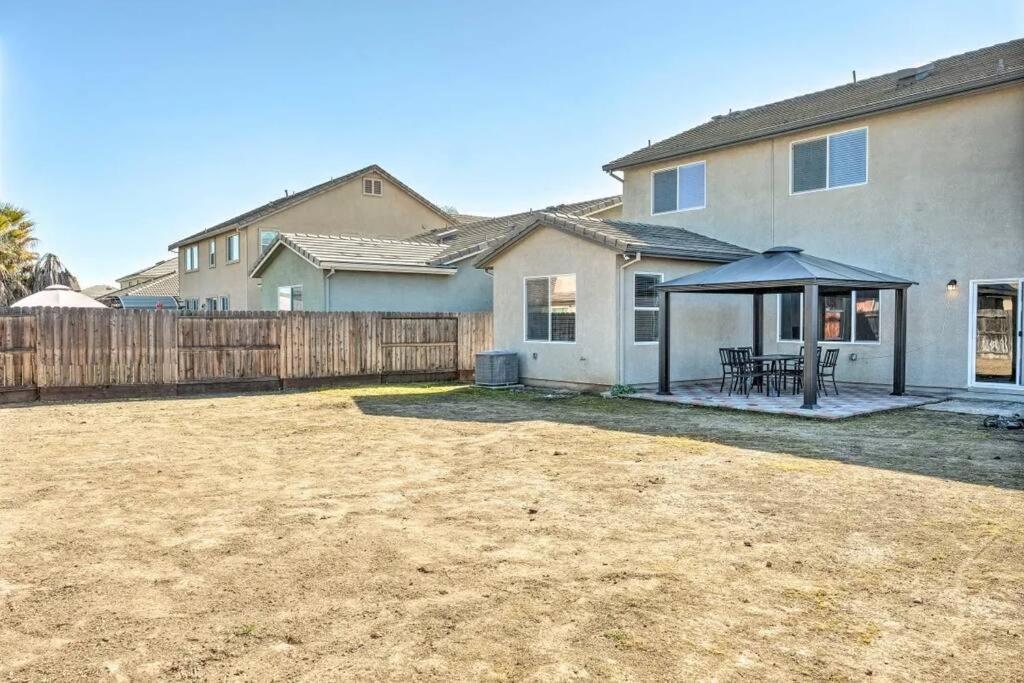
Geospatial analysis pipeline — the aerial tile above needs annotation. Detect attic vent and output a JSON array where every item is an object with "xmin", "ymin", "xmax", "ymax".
[
  {"xmin": 363, "ymin": 178, "xmax": 383, "ymax": 196},
  {"xmin": 896, "ymin": 62, "xmax": 935, "ymax": 85}
]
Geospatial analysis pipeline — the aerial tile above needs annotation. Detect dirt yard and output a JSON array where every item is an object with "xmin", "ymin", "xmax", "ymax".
[{"xmin": 1, "ymin": 384, "xmax": 1022, "ymax": 681}]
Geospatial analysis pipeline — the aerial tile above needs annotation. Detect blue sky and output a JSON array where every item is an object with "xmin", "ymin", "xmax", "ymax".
[{"xmin": 2, "ymin": 1, "xmax": 1021, "ymax": 285}]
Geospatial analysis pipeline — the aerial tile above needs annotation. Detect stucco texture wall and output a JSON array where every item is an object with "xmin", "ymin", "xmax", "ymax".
[
  {"xmin": 619, "ymin": 84, "xmax": 1024, "ymax": 389},
  {"xmin": 180, "ymin": 170, "xmax": 451, "ymax": 310},
  {"xmin": 257, "ymin": 247, "xmax": 326, "ymax": 311}
]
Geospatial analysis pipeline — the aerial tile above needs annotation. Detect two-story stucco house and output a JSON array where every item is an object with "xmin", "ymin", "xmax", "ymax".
[
  {"xmin": 168, "ymin": 165, "xmax": 457, "ymax": 311},
  {"xmin": 480, "ymin": 38, "xmax": 1024, "ymax": 394}
]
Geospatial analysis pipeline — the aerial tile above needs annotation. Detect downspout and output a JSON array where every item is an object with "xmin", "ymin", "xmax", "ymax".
[
  {"xmin": 324, "ymin": 269, "xmax": 335, "ymax": 311},
  {"xmin": 617, "ymin": 253, "xmax": 642, "ymax": 385}
]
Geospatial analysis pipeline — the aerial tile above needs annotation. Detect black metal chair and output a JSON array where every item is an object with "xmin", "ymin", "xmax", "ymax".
[
  {"xmin": 718, "ymin": 347, "xmax": 736, "ymax": 392},
  {"xmin": 818, "ymin": 348, "xmax": 840, "ymax": 396},
  {"xmin": 727, "ymin": 347, "xmax": 775, "ymax": 396},
  {"xmin": 787, "ymin": 346, "xmax": 821, "ymax": 395}
]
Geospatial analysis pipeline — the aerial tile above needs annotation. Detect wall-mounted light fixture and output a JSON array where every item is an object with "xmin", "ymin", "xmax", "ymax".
[{"xmin": 946, "ymin": 279, "xmax": 958, "ymax": 292}]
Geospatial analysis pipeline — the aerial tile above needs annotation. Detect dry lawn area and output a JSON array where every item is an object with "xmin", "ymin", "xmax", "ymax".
[{"xmin": 1, "ymin": 384, "xmax": 1022, "ymax": 681}]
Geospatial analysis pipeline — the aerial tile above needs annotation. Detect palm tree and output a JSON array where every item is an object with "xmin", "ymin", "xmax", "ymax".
[{"xmin": 0, "ymin": 204, "xmax": 38, "ymax": 305}]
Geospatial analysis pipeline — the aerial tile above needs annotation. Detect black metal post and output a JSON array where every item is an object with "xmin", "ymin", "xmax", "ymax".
[
  {"xmin": 657, "ymin": 290, "xmax": 671, "ymax": 395},
  {"xmin": 892, "ymin": 287, "xmax": 907, "ymax": 396},
  {"xmin": 753, "ymin": 293, "xmax": 764, "ymax": 391},
  {"xmin": 801, "ymin": 284, "xmax": 819, "ymax": 409}
]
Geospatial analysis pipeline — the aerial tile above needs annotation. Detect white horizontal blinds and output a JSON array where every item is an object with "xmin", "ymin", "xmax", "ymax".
[
  {"xmin": 363, "ymin": 178, "xmax": 373, "ymax": 194},
  {"xmin": 828, "ymin": 128, "xmax": 867, "ymax": 188},
  {"xmin": 550, "ymin": 275, "xmax": 576, "ymax": 342},
  {"xmin": 677, "ymin": 162, "xmax": 705, "ymax": 210},
  {"xmin": 652, "ymin": 168, "xmax": 677, "ymax": 214},
  {"xmin": 525, "ymin": 277, "xmax": 550, "ymax": 340},
  {"xmin": 792, "ymin": 137, "xmax": 827, "ymax": 192},
  {"xmin": 634, "ymin": 273, "xmax": 661, "ymax": 342}
]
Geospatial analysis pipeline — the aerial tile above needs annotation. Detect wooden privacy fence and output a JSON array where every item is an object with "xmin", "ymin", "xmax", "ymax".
[{"xmin": 0, "ymin": 308, "xmax": 493, "ymax": 403}]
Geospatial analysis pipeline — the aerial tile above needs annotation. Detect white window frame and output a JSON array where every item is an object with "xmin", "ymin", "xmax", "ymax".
[
  {"xmin": 523, "ymin": 274, "xmax": 576, "ymax": 344},
  {"xmin": 776, "ymin": 290, "xmax": 882, "ymax": 345},
  {"xmin": 277, "ymin": 285, "xmax": 303, "ymax": 311},
  {"xmin": 208, "ymin": 239, "xmax": 216, "ymax": 268},
  {"xmin": 633, "ymin": 272, "xmax": 663, "ymax": 345},
  {"xmin": 259, "ymin": 229, "xmax": 279, "ymax": 254},
  {"xmin": 184, "ymin": 245, "xmax": 199, "ymax": 272},
  {"xmin": 967, "ymin": 278, "xmax": 1024, "ymax": 389},
  {"xmin": 789, "ymin": 126, "xmax": 869, "ymax": 196},
  {"xmin": 225, "ymin": 233, "xmax": 240, "ymax": 263},
  {"xmin": 650, "ymin": 160, "xmax": 706, "ymax": 215},
  {"xmin": 362, "ymin": 177, "xmax": 383, "ymax": 196},
  {"xmin": 219, "ymin": 295, "xmax": 230, "ymax": 312}
]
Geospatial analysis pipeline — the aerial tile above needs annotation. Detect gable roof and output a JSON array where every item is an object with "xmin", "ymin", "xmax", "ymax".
[
  {"xmin": 101, "ymin": 271, "xmax": 180, "ymax": 300},
  {"xmin": 418, "ymin": 195, "xmax": 622, "ymax": 265},
  {"xmin": 169, "ymin": 165, "xmax": 457, "ymax": 249},
  {"xmin": 658, "ymin": 245, "xmax": 915, "ymax": 294},
  {"xmin": 605, "ymin": 38, "xmax": 1024, "ymax": 171},
  {"xmin": 117, "ymin": 258, "xmax": 176, "ymax": 283},
  {"xmin": 474, "ymin": 212, "xmax": 754, "ymax": 267},
  {"xmin": 250, "ymin": 232, "xmax": 457, "ymax": 278}
]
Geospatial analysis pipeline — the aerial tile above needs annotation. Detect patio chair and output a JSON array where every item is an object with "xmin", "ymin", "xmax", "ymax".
[
  {"xmin": 718, "ymin": 347, "xmax": 753, "ymax": 393},
  {"xmin": 788, "ymin": 346, "xmax": 822, "ymax": 395},
  {"xmin": 818, "ymin": 348, "xmax": 840, "ymax": 396},
  {"xmin": 727, "ymin": 348, "xmax": 776, "ymax": 397}
]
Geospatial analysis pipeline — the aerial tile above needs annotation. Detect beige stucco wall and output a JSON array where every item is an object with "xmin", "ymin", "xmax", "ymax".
[
  {"xmin": 620, "ymin": 84, "xmax": 1024, "ymax": 390},
  {"xmin": 490, "ymin": 227, "xmax": 620, "ymax": 389},
  {"xmin": 178, "ymin": 170, "xmax": 452, "ymax": 309}
]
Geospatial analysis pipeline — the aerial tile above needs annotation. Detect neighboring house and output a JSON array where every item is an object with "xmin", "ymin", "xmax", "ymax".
[
  {"xmin": 168, "ymin": 165, "xmax": 457, "ymax": 311},
  {"xmin": 250, "ymin": 196, "xmax": 622, "ymax": 313},
  {"xmin": 480, "ymin": 38, "xmax": 1024, "ymax": 393},
  {"xmin": 81, "ymin": 284, "xmax": 117, "ymax": 299},
  {"xmin": 98, "ymin": 258, "xmax": 180, "ymax": 307}
]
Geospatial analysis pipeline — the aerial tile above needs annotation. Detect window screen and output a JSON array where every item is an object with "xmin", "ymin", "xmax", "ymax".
[
  {"xmin": 525, "ymin": 277, "xmax": 550, "ymax": 341},
  {"xmin": 828, "ymin": 128, "xmax": 867, "ymax": 188},
  {"xmin": 226, "ymin": 234, "xmax": 240, "ymax": 261},
  {"xmin": 652, "ymin": 168, "xmax": 678, "ymax": 214},
  {"xmin": 549, "ymin": 275, "xmax": 576, "ymax": 342},
  {"xmin": 678, "ymin": 162, "xmax": 705, "ymax": 210},
  {"xmin": 259, "ymin": 230, "xmax": 278, "ymax": 254},
  {"xmin": 854, "ymin": 290, "xmax": 880, "ymax": 342},
  {"xmin": 792, "ymin": 137, "xmax": 828, "ymax": 193},
  {"xmin": 779, "ymin": 293, "xmax": 802, "ymax": 340},
  {"xmin": 208, "ymin": 240, "xmax": 216, "ymax": 267},
  {"xmin": 634, "ymin": 273, "xmax": 662, "ymax": 343},
  {"xmin": 819, "ymin": 293, "xmax": 852, "ymax": 342}
]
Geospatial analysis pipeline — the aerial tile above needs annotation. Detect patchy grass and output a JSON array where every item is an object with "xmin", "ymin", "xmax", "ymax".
[{"xmin": 0, "ymin": 382, "xmax": 1021, "ymax": 680}]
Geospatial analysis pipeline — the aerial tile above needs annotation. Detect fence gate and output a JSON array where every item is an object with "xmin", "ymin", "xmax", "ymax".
[{"xmin": 380, "ymin": 315, "xmax": 458, "ymax": 378}]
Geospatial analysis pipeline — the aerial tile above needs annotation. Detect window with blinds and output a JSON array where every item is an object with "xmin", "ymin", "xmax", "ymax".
[
  {"xmin": 791, "ymin": 127, "xmax": 867, "ymax": 193},
  {"xmin": 525, "ymin": 275, "xmax": 576, "ymax": 342},
  {"xmin": 634, "ymin": 273, "xmax": 662, "ymax": 343},
  {"xmin": 652, "ymin": 161, "xmax": 706, "ymax": 214}
]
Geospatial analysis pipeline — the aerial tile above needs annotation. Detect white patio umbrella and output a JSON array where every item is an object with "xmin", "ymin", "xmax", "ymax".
[{"xmin": 11, "ymin": 284, "xmax": 108, "ymax": 308}]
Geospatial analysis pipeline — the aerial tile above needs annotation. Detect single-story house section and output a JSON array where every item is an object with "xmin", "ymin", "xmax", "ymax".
[
  {"xmin": 249, "ymin": 196, "xmax": 622, "ymax": 313},
  {"xmin": 475, "ymin": 212, "xmax": 755, "ymax": 391}
]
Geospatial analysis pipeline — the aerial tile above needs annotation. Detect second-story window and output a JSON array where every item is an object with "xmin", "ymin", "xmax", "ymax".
[
  {"xmin": 184, "ymin": 245, "xmax": 199, "ymax": 272},
  {"xmin": 791, "ymin": 127, "xmax": 867, "ymax": 194},
  {"xmin": 259, "ymin": 230, "xmax": 279, "ymax": 254},
  {"xmin": 226, "ymin": 234, "xmax": 240, "ymax": 262},
  {"xmin": 363, "ymin": 178, "xmax": 383, "ymax": 196},
  {"xmin": 208, "ymin": 239, "xmax": 216, "ymax": 267},
  {"xmin": 652, "ymin": 160, "xmax": 705, "ymax": 214}
]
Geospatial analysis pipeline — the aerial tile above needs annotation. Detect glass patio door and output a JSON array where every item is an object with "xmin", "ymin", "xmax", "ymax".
[{"xmin": 972, "ymin": 280, "xmax": 1022, "ymax": 386}]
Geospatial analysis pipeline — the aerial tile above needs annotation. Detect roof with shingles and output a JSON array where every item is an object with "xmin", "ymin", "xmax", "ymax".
[
  {"xmin": 117, "ymin": 258, "xmax": 176, "ymax": 283},
  {"xmin": 474, "ymin": 212, "xmax": 755, "ymax": 267},
  {"xmin": 250, "ymin": 232, "xmax": 455, "ymax": 277},
  {"xmin": 169, "ymin": 165, "xmax": 457, "ymax": 249},
  {"xmin": 418, "ymin": 195, "xmax": 623, "ymax": 265},
  {"xmin": 101, "ymin": 271, "xmax": 180, "ymax": 300},
  {"xmin": 605, "ymin": 38, "xmax": 1024, "ymax": 171}
]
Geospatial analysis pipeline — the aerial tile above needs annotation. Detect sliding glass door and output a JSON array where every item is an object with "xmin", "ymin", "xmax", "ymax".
[{"xmin": 971, "ymin": 280, "xmax": 1021, "ymax": 387}]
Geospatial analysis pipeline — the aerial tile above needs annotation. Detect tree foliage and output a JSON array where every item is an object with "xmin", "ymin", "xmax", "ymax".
[{"xmin": 0, "ymin": 204, "xmax": 80, "ymax": 305}]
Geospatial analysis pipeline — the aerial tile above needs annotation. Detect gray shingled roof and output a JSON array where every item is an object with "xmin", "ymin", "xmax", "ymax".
[
  {"xmin": 117, "ymin": 258, "xmax": 176, "ymax": 283},
  {"xmin": 658, "ymin": 246, "xmax": 915, "ymax": 294},
  {"xmin": 475, "ymin": 212, "xmax": 755, "ymax": 267},
  {"xmin": 250, "ymin": 232, "xmax": 456, "ymax": 277},
  {"xmin": 101, "ymin": 271, "xmax": 180, "ymax": 300},
  {"xmin": 605, "ymin": 38, "xmax": 1024, "ymax": 171},
  {"xmin": 420, "ymin": 195, "xmax": 622, "ymax": 265},
  {"xmin": 169, "ymin": 165, "xmax": 456, "ymax": 249}
]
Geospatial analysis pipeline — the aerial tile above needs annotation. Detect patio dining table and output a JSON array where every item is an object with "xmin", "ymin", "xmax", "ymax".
[{"xmin": 750, "ymin": 353, "xmax": 802, "ymax": 395}]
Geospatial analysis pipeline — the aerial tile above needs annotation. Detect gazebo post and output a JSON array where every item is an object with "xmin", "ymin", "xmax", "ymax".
[
  {"xmin": 801, "ymin": 284, "xmax": 819, "ymax": 409},
  {"xmin": 753, "ymin": 293, "xmax": 764, "ymax": 390},
  {"xmin": 657, "ymin": 290, "xmax": 671, "ymax": 395},
  {"xmin": 892, "ymin": 287, "xmax": 907, "ymax": 396}
]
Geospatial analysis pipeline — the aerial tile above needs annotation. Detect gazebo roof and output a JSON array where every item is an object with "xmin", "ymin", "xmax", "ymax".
[{"xmin": 658, "ymin": 246, "xmax": 916, "ymax": 294}]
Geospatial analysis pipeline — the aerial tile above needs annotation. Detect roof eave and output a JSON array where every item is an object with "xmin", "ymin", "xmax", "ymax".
[{"xmin": 603, "ymin": 71, "xmax": 1024, "ymax": 172}]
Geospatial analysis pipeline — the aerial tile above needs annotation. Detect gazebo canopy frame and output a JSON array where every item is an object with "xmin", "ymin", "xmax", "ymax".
[{"xmin": 655, "ymin": 246, "xmax": 915, "ymax": 409}]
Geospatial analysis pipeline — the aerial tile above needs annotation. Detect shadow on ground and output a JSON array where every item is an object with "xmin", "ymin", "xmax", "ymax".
[{"xmin": 350, "ymin": 384, "xmax": 1024, "ymax": 491}]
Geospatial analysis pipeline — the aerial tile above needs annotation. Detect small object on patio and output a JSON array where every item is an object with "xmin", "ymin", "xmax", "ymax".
[{"xmin": 983, "ymin": 413, "xmax": 1023, "ymax": 430}]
